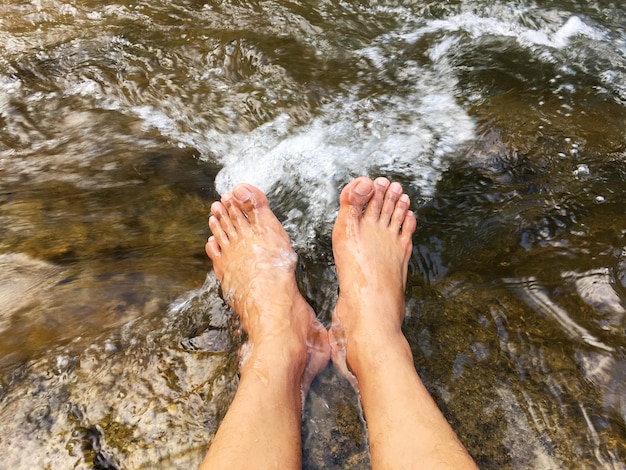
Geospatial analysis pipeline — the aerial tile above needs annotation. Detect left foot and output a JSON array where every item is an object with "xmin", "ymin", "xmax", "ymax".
[{"xmin": 205, "ymin": 184, "xmax": 330, "ymax": 397}]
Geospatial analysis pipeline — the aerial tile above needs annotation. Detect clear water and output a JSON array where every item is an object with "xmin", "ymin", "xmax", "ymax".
[{"xmin": 0, "ymin": 0, "xmax": 624, "ymax": 468}]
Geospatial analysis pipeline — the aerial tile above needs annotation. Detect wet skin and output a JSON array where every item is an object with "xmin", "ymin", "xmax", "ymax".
[
  {"xmin": 201, "ymin": 178, "xmax": 477, "ymax": 470},
  {"xmin": 205, "ymin": 184, "xmax": 331, "ymax": 399},
  {"xmin": 329, "ymin": 176, "xmax": 416, "ymax": 387},
  {"xmin": 200, "ymin": 183, "xmax": 329, "ymax": 470},
  {"xmin": 330, "ymin": 177, "xmax": 477, "ymax": 470}
]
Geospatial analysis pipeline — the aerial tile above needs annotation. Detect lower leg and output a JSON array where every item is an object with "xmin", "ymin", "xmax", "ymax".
[
  {"xmin": 331, "ymin": 177, "xmax": 477, "ymax": 469},
  {"xmin": 200, "ymin": 185, "xmax": 330, "ymax": 470},
  {"xmin": 202, "ymin": 322, "xmax": 307, "ymax": 469}
]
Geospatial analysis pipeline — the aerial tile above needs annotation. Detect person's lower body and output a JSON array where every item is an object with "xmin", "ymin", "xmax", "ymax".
[
  {"xmin": 329, "ymin": 177, "xmax": 477, "ymax": 469},
  {"xmin": 200, "ymin": 185, "xmax": 329, "ymax": 469},
  {"xmin": 200, "ymin": 177, "xmax": 477, "ymax": 470}
]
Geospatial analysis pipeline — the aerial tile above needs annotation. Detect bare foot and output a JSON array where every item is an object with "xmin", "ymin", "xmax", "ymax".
[
  {"xmin": 329, "ymin": 178, "xmax": 478, "ymax": 470},
  {"xmin": 329, "ymin": 176, "xmax": 416, "ymax": 382},
  {"xmin": 205, "ymin": 184, "xmax": 330, "ymax": 398}
]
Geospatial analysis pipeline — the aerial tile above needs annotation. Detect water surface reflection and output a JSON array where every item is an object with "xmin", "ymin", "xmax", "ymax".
[{"xmin": 0, "ymin": 0, "xmax": 624, "ymax": 468}]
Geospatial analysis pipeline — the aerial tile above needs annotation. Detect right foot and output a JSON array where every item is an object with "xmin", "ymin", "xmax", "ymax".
[
  {"xmin": 329, "ymin": 176, "xmax": 417, "ymax": 382},
  {"xmin": 205, "ymin": 184, "xmax": 330, "ymax": 398}
]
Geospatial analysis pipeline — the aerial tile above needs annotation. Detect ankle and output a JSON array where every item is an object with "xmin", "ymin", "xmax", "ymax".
[
  {"xmin": 335, "ymin": 293, "xmax": 405, "ymax": 334},
  {"xmin": 346, "ymin": 330, "xmax": 413, "ymax": 379},
  {"xmin": 243, "ymin": 332, "xmax": 307, "ymax": 375}
]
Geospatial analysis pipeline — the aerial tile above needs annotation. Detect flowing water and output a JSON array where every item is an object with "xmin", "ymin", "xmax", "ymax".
[{"xmin": 0, "ymin": 0, "xmax": 625, "ymax": 468}]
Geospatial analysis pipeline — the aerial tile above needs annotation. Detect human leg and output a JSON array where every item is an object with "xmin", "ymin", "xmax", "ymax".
[
  {"xmin": 200, "ymin": 184, "xmax": 330, "ymax": 470},
  {"xmin": 330, "ymin": 177, "xmax": 478, "ymax": 469}
]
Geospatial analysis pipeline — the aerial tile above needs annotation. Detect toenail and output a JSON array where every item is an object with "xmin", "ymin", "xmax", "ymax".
[
  {"xmin": 354, "ymin": 180, "xmax": 372, "ymax": 196},
  {"xmin": 233, "ymin": 185, "xmax": 252, "ymax": 202},
  {"xmin": 375, "ymin": 177, "xmax": 390, "ymax": 188}
]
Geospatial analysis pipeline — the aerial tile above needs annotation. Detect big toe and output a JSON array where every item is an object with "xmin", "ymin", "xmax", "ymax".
[
  {"xmin": 339, "ymin": 177, "xmax": 375, "ymax": 215},
  {"xmin": 232, "ymin": 183, "xmax": 271, "ymax": 224}
]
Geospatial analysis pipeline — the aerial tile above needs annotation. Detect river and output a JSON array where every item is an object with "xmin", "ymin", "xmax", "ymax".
[{"xmin": 0, "ymin": 0, "xmax": 624, "ymax": 468}]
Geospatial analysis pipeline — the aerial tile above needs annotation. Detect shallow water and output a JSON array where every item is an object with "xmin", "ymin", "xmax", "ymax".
[{"xmin": 0, "ymin": 0, "xmax": 624, "ymax": 468}]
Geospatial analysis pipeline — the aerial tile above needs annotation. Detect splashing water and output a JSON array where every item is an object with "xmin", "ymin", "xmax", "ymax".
[{"xmin": 0, "ymin": 0, "xmax": 625, "ymax": 468}]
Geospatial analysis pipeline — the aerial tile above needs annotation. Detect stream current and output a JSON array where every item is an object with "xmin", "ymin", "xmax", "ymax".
[{"xmin": 0, "ymin": 0, "xmax": 625, "ymax": 468}]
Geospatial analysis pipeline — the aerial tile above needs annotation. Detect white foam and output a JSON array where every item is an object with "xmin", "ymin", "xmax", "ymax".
[
  {"xmin": 211, "ymin": 53, "xmax": 475, "ymax": 246},
  {"xmin": 396, "ymin": 11, "xmax": 604, "ymax": 51},
  {"xmin": 18, "ymin": 0, "xmax": 617, "ymax": 250},
  {"xmin": 204, "ymin": 9, "xmax": 611, "ymax": 247}
]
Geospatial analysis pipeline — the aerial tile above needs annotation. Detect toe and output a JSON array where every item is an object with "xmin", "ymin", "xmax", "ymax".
[
  {"xmin": 211, "ymin": 201, "xmax": 237, "ymax": 238},
  {"xmin": 380, "ymin": 182, "xmax": 402, "ymax": 225},
  {"xmin": 339, "ymin": 177, "xmax": 375, "ymax": 216},
  {"xmin": 364, "ymin": 177, "xmax": 390, "ymax": 221},
  {"xmin": 205, "ymin": 235, "xmax": 222, "ymax": 260},
  {"xmin": 401, "ymin": 210, "xmax": 417, "ymax": 241},
  {"xmin": 390, "ymin": 193, "xmax": 410, "ymax": 231},
  {"xmin": 208, "ymin": 215, "xmax": 229, "ymax": 247},
  {"xmin": 223, "ymin": 192, "xmax": 251, "ymax": 235},
  {"xmin": 233, "ymin": 184, "xmax": 271, "ymax": 226}
]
